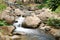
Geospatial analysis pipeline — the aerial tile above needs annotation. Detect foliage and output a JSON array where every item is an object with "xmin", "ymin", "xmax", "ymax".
[
  {"xmin": 37, "ymin": 4, "xmax": 45, "ymax": 9},
  {"xmin": 0, "ymin": 20, "xmax": 11, "ymax": 26},
  {"xmin": 0, "ymin": 3, "xmax": 7, "ymax": 12},
  {"xmin": 36, "ymin": 0, "xmax": 49, "ymax": 9},
  {"xmin": 47, "ymin": 0, "xmax": 60, "ymax": 11},
  {"xmin": 37, "ymin": 0, "xmax": 60, "ymax": 12},
  {"xmin": 35, "ymin": 0, "xmax": 41, "ymax": 4},
  {"xmin": 55, "ymin": 6, "xmax": 60, "ymax": 13},
  {"xmin": 45, "ymin": 18, "xmax": 60, "ymax": 29}
]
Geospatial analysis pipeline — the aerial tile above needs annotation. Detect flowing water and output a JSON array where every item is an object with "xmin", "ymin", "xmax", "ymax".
[
  {"xmin": 3, "ymin": 0, "xmax": 55, "ymax": 40},
  {"xmin": 13, "ymin": 16, "xmax": 55, "ymax": 40}
]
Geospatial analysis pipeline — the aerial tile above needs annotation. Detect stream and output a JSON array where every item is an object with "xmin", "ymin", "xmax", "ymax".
[
  {"xmin": 4, "ymin": 1, "xmax": 55, "ymax": 40},
  {"xmin": 13, "ymin": 16, "xmax": 55, "ymax": 40}
]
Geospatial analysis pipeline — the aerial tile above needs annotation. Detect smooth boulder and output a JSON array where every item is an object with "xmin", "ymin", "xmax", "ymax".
[{"xmin": 22, "ymin": 15, "xmax": 41, "ymax": 28}]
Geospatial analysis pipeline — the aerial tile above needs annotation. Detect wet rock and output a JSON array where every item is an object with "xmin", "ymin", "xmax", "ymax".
[
  {"xmin": 0, "ymin": 11, "xmax": 9, "ymax": 20},
  {"xmin": 0, "ymin": 26, "xmax": 15, "ymax": 35},
  {"xmin": 22, "ymin": 15, "xmax": 41, "ymax": 28}
]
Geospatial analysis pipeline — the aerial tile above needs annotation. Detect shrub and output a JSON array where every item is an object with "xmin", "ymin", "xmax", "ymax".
[
  {"xmin": 0, "ymin": 20, "xmax": 11, "ymax": 26},
  {"xmin": 37, "ymin": 4, "xmax": 45, "ymax": 9},
  {"xmin": 0, "ymin": 3, "xmax": 7, "ymax": 12},
  {"xmin": 47, "ymin": 0, "xmax": 60, "ymax": 11},
  {"xmin": 55, "ymin": 6, "xmax": 60, "ymax": 13},
  {"xmin": 45, "ymin": 18, "xmax": 60, "ymax": 29}
]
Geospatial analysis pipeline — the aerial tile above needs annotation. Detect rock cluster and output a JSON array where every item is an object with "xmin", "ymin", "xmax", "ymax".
[
  {"xmin": 0, "ymin": 7, "xmax": 25, "ymax": 24},
  {"xmin": 0, "ymin": 6, "xmax": 60, "ymax": 40},
  {"xmin": 39, "ymin": 26, "xmax": 60, "ymax": 40},
  {"xmin": 0, "ymin": 26, "xmax": 30, "ymax": 40}
]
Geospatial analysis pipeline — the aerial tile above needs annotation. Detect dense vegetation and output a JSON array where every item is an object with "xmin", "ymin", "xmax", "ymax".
[
  {"xmin": 0, "ymin": 0, "xmax": 8, "ymax": 26},
  {"xmin": 45, "ymin": 18, "xmax": 60, "ymax": 29},
  {"xmin": 0, "ymin": 0, "xmax": 7, "ymax": 13},
  {"xmin": 47, "ymin": 0, "xmax": 60, "ymax": 11},
  {"xmin": 0, "ymin": 0, "xmax": 60, "ymax": 27},
  {"xmin": 0, "ymin": 20, "xmax": 10, "ymax": 26},
  {"xmin": 0, "ymin": 3, "xmax": 7, "ymax": 12},
  {"xmin": 37, "ymin": 0, "xmax": 60, "ymax": 13}
]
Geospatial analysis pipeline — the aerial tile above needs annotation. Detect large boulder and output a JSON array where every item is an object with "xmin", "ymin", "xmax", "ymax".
[
  {"xmin": 0, "ymin": 11, "xmax": 9, "ymax": 20},
  {"xmin": 37, "ymin": 8, "xmax": 54, "ymax": 21},
  {"xmin": 4, "ymin": 15, "xmax": 15, "ymax": 24},
  {"xmin": 0, "ymin": 8, "xmax": 11, "ymax": 20},
  {"xmin": 0, "ymin": 10, "xmax": 15, "ymax": 24},
  {"xmin": 22, "ymin": 15, "xmax": 41, "ymax": 28},
  {"xmin": 0, "ymin": 26, "xmax": 15, "ymax": 35}
]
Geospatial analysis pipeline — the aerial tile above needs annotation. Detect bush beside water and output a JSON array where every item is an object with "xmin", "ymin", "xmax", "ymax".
[
  {"xmin": 0, "ymin": 20, "xmax": 11, "ymax": 26},
  {"xmin": 45, "ymin": 18, "xmax": 60, "ymax": 29}
]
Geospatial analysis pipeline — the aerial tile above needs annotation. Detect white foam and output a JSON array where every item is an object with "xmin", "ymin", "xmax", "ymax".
[{"xmin": 13, "ymin": 16, "xmax": 39, "ymax": 34}]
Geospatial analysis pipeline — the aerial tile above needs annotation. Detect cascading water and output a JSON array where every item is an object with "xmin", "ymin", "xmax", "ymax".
[
  {"xmin": 13, "ymin": 15, "xmax": 55, "ymax": 40},
  {"xmin": 3, "ymin": 0, "xmax": 55, "ymax": 40},
  {"xmin": 13, "ymin": 15, "xmax": 40, "ymax": 34}
]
